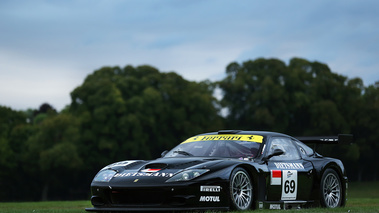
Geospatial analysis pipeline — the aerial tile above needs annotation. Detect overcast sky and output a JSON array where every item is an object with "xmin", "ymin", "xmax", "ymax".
[{"xmin": 1, "ymin": 0, "xmax": 378, "ymax": 111}]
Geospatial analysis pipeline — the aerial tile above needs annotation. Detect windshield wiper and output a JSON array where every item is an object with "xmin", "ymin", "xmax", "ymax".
[{"xmin": 173, "ymin": 150, "xmax": 193, "ymax": 156}]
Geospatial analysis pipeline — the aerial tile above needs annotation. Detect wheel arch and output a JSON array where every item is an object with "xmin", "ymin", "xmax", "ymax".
[{"xmin": 314, "ymin": 160, "xmax": 345, "ymax": 183}]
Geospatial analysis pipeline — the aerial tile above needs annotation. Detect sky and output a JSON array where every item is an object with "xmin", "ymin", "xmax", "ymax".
[{"xmin": 1, "ymin": 0, "xmax": 378, "ymax": 111}]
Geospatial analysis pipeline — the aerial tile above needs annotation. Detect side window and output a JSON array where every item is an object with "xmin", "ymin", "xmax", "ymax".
[
  {"xmin": 267, "ymin": 137, "xmax": 300, "ymax": 161},
  {"xmin": 295, "ymin": 141, "xmax": 314, "ymax": 157}
]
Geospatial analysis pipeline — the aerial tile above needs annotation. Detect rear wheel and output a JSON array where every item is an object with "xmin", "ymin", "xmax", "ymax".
[
  {"xmin": 229, "ymin": 167, "xmax": 253, "ymax": 210},
  {"xmin": 320, "ymin": 168, "xmax": 342, "ymax": 208}
]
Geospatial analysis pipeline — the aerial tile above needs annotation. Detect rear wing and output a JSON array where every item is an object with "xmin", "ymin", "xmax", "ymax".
[{"xmin": 295, "ymin": 134, "xmax": 353, "ymax": 145}]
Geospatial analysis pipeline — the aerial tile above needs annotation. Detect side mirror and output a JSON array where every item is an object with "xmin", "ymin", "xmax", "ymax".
[
  {"xmin": 262, "ymin": 148, "xmax": 285, "ymax": 162},
  {"xmin": 161, "ymin": 150, "xmax": 168, "ymax": 158}
]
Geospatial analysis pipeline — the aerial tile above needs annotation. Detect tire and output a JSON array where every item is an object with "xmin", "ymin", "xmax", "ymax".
[
  {"xmin": 320, "ymin": 168, "xmax": 342, "ymax": 208},
  {"xmin": 229, "ymin": 167, "xmax": 253, "ymax": 210}
]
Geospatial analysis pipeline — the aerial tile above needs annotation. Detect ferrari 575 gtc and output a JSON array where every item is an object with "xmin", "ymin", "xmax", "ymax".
[{"xmin": 86, "ymin": 130, "xmax": 351, "ymax": 212}]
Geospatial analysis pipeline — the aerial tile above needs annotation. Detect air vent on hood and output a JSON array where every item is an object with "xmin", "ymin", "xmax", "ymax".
[
  {"xmin": 144, "ymin": 163, "xmax": 168, "ymax": 170},
  {"xmin": 168, "ymin": 160, "xmax": 203, "ymax": 169}
]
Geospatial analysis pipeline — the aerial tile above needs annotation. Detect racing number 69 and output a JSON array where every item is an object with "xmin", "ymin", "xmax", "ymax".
[{"xmin": 284, "ymin": 180, "xmax": 295, "ymax": 193}]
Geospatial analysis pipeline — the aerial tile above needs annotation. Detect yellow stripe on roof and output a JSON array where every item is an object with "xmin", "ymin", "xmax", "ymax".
[{"xmin": 182, "ymin": 134, "xmax": 263, "ymax": 144}]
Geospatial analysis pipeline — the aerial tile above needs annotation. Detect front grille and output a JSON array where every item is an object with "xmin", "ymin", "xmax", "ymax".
[{"xmin": 109, "ymin": 188, "xmax": 166, "ymax": 206}]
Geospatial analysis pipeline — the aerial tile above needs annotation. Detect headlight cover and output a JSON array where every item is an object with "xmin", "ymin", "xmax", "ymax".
[
  {"xmin": 166, "ymin": 169, "xmax": 209, "ymax": 182},
  {"xmin": 93, "ymin": 169, "xmax": 117, "ymax": 182}
]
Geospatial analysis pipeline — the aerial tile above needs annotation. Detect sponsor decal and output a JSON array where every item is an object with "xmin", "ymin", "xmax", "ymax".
[
  {"xmin": 287, "ymin": 171, "xmax": 293, "ymax": 178},
  {"xmin": 200, "ymin": 186, "xmax": 221, "ymax": 192},
  {"xmin": 101, "ymin": 160, "xmax": 136, "ymax": 171},
  {"xmin": 270, "ymin": 204, "xmax": 281, "ymax": 210},
  {"xmin": 271, "ymin": 170, "xmax": 281, "ymax": 185},
  {"xmin": 320, "ymin": 138, "xmax": 338, "ymax": 142},
  {"xmin": 114, "ymin": 172, "xmax": 174, "ymax": 178},
  {"xmin": 141, "ymin": 168, "xmax": 161, "ymax": 173},
  {"xmin": 183, "ymin": 134, "xmax": 263, "ymax": 144},
  {"xmin": 199, "ymin": 196, "xmax": 220, "ymax": 202},
  {"xmin": 239, "ymin": 157, "xmax": 251, "ymax": 161},
  {"xmin": 259, "ymin": 202, "xmax": 263, "ymax": 209},
  {"xmin": 274, "ymin": 162, "xmax": 304, "ymax": 170},
  {"xmin": 281, "ymin": 170, "xmax": 298, "ymax": 200}
]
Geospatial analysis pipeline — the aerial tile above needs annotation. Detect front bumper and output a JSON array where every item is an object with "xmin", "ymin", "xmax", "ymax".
[{"xmin": 86, "ymin": 181, "xmax": 229, "ymax": 212}]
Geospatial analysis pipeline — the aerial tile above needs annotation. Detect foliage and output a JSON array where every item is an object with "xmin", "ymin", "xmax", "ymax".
[
  {"xmin": 219, "ymin": 58, "xmax": 358, "ymax": 135},
  {"xmin": 219, "ymin": 58, "xmax": 378, "ymax": 180},
  {"xmin": 0, "ymin": 106, "xmax": 29, "ymax": 200},
  {"xmin": 69, "ymin": 65, "xmax": 223, "ymax": 176},
  {"xmin": 25, "ymin": 113, "xmax": 83, "ymax": 200},
  {"xmin": 0, "ymin": 58, "xmax": 378, "ymax": 201}
]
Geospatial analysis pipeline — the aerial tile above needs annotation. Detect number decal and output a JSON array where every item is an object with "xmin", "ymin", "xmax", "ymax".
[
  {"xmin": 281, "ymin": 170, "xmax": 297, "ymax": 200},
  {"xmin": 284, "ymin": 180, "xmax": 290, "ymax": 193},
  {"xmin": 284, "ymin": 180, "xmax": 296, "ymax": 193},
  {"xmin": 290, "ymin": 180, "xmax": 295, "ymax": 193}
]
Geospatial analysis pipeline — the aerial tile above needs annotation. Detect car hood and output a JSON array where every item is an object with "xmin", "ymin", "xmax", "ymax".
[{"xmin": 96, "ymin": 157, "xmax": 227, "ymax": 186}]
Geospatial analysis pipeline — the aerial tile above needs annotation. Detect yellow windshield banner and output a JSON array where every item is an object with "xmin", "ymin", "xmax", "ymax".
[{"xmin": 182, "ymin": 134, "xmax": 263, "ymax": 144}]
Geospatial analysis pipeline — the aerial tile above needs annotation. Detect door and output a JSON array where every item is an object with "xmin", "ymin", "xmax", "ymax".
[{"xmin": 265, "ymin": 137, "xmax": 314, "ymax": 201}]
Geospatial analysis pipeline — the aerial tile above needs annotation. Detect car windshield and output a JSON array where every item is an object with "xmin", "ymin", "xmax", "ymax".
[{"xmin": 164, "ymin": 134, "xmax": 263, "ymax": 159}]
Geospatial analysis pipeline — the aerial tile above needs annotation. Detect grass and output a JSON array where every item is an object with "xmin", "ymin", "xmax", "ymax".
[
  {"xmin": 0, "ymin": 200, "xmax": 90, "ymax": 213},
  {"xmin": 1, "ymin": 182, "xmax": 378, "ymax": 213}
]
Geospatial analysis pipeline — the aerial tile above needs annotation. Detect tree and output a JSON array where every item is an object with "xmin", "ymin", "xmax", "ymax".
[
  {"xmin": 353, "ymin": 82, "xmax": 379, "ymax": 180},
  {"xmin": 219, "ymin": 58, "xmax": 289, "ymax": 132},
  {"xmin": 218, "ymin": 57, "xmax": 372, "ymax": 180},
  {"xmin": 0, "ymin": 106, "xmax": 25, "ymax": 170},
  {"xmin": 219, "ymin": 58, "xmax": 361, "ymax": 135},
  {"xmin": 1, "ymin": 58, "xmax": 377, "ymax": 203},
  {"xmin": 70, "ymin": 65, "xmax": 223, "ymax": 180},
  {"xmin": 33, "ymin": 103, "xmax": 57, "ymax": 124},
  {"xmin": 0, "ymin": 106, "xmax": 30, "ymax": 200},
  {"xmin": 25, "ymin": 112, "xmax": 83, "ymax": 200}
]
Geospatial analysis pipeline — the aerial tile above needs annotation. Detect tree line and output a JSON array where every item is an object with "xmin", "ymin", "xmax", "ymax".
[{"xmin": 0, "ymin": 58, "xmax": 378, "ymax": 201}]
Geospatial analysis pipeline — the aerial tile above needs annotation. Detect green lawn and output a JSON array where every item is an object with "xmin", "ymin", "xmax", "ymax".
[
  {"xmin": 0, "ymin": 200, "xmax": 90, "ymax": 213},
  {"xmin": 1, "ymin": 182, "xmax": 378, "ymax": 213}
]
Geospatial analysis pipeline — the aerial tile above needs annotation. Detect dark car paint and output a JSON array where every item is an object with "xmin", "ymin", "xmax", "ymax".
[{"xmin": 86, "ymin": 130, "xmax": 348, "ymax": 212}]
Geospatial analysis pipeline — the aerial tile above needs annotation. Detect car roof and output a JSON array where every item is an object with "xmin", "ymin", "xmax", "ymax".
[{"xmin": 198, "ymin": 130, "xmax": 291, "ymax": 138}]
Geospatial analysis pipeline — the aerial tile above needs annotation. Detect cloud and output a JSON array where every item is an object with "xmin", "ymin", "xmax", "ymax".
[{"xmin": 0, "ymin": 0, "xmax": 378, "ymax": 111}]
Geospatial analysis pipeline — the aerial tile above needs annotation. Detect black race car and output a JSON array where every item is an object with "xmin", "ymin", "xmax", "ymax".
[{"xmin": 86, "ymin": 130, "xmax": 351, "ymax": 212}]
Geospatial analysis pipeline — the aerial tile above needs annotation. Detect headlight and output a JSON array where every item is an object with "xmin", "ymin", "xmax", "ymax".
[
  {"xmin": 166, "ymin": 169, "xmax": 209, "ymax": 182},
  {"xmin": 93, "ymin": 170, "xmax": 117, "ymax": 182}
]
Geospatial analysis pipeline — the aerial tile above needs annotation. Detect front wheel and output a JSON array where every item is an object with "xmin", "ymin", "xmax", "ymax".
[
  {"xmin": 320, "ymin": 168, "xmax": 342, "ymax": 208},
  {"xmin": 229, "ymin": 167, "xmax": 253, "ymax": 210}
]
